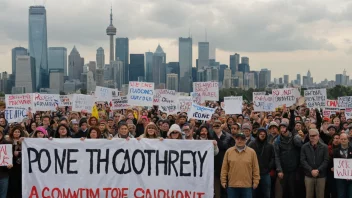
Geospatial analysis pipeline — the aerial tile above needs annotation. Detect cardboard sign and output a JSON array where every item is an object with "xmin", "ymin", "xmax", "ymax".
[
  {"xmin": 22, "ymin": 138, "xmax": 214, "ymax": 197},
  {"xmin": 253, "ymin": 95, "xmax": 275, "ymax": 112},
  {"xmin": 224, "ymin": 96, "xmax": 242, "ymax": 114},
  {"xmin": 345, "ymin": 108, "xmax": 352, "ymax": 120},
  {"xmin": 111, "ymin": 96, "xmax": 130, "ymax": 110},
  {"xmin": 338, "ymin": 96, "xmax": 352, "ymax": 109},
  {"xmin": 334, "ymin": 158, "xmax": 352, "ymax": 179},
  {"xmin": 193, "ymin": 81, "xmax": 219, "ymax": 101},
  {"xmin": 59, "ymin": 95, "xmax": 73, "ymax": 107},
  {"xmin": 178, "ymin": 96, "xmax": 192, "ymax": 113},
  {"xmin": 304, "ymin": 89, "xmax": 327, "ymax": 109},
  {"xmin": 159, "ymin": 90, "xmax": 179, "ymax": 114},
  {"xmin": 72, "ymin": 94, "xmax": 94, "ymax": 113},
  {"xmin": 95, "ymin": 86, "xmax": 114, "ymax": 102},
  {"xmin": 128, "ymin": 81, "xmax": 154, "ymax": 107},
  {"xmin": 188, "ymin": 103, "xmax": 216, "ymax": 121},
  {"xmin": 272, "ymin": 88, "xmax": 300, "ymax": 107},
  {"xmin": 33, "ymin": 94, "xmax": 60, "ymax": 111},
  {"xmin": 0, "ymin": 144, "xmax": 13, "ymax": 166}
]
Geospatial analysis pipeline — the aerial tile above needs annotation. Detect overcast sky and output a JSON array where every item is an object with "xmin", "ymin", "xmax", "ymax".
[{"xmin": 1, "ymin": 0, "xmax": 351, "ymax": 82}]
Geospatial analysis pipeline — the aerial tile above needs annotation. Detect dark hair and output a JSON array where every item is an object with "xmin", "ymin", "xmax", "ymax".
[
  {"xmin": 87, "ymin": 127, "xmax": 101, "ymax": 139},
  {"xmin": 197, "ymin": 125, "xmax": 213, "ymax": 140},
  {"xmin": 42, "ymin": 115, "xmax": 50, "ymax": 120},
  {"xmin": 9, "ymin": 126, "xmax": 25, "ymax": 140},
  {"xmin": 118, "ymin": 121, "xmax": 128, "ymax": 129},
  {"xmin": 55, "ymin": 124, "xmax": 70, "ymax": 138}
]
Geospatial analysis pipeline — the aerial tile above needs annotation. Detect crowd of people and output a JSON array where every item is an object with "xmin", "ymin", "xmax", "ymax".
[{"xmin": 0, "ymin": 100, "xmax": 351, "ymax": 198}]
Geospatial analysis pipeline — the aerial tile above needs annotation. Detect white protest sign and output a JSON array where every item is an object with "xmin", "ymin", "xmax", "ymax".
[
  {"xmin": 193, "ymin": 81, "xmax": 219, "ymax": 101},
  {"xmin": 111, "ymin": 96, "xmax": 130, "ymax": 110},
  {"xmin": 159, "ymin": 90, "xmax": 179, "ymax": 114},
  {"xmin": 191, "ymin": 92, "xmax": 204, "ymax": 105},
  {"xmin": 95, "ymin": 86, "xmax": 114, "ymax": 102},
  {"xmin": 224, "ymin": 96, "xmax": 242, "ymax": 114},
  {"xmin": 188, "ymin": 103, "xmax": 216, "ymax": 121},
  {"xmin": 22, "ymin": 138, "xmax": 214, "ymax": 197},
  {"xmin": 33, "ymin": 93, "xmax": 60, "ymax": 111},
  {"xmin": 72, "ymin": 94, "xmax": 94, "ymax": 113},
  {"xmin": 326, "ymin": 100, "xmax": 339, "ymax": 111},
  {"xmin": 272, "ymin": 88, "xmax": 300, "ymax": 107},
  {"xmin": 178, "ymin": 96, "xmax": 192, "ymax": 113},
  {"xmin": 5, "ymin": 94, "xmax": 34, "ymax": 123},
  {"xmin": 153, "ymin": 89, "xmax": 163, "ymax": 106},
  {"xmin": 323, "ymin": 110, "xmax": 336, "ymax": 117},
  {"xmin": 304, "ymin": 89, "xmax": 327, "ymax": 109},
  {"xmin": 345, "ymin": 108, "xmax": 352, "ymax": 120},
  {"xmin": 0, "ymin": 144, "xmax": 13, "ymax": 166},
  {"xmin": 338, "ymin": 96, "xmax": 352, "ymax": 109},
  {"xmin": 334, "ymin": 158, "xmax": 352, "ymax": 179},
  {"xmin": 59, "ymin": 95, "xmax": 73, "ymax": 107},
  {"xmin": 128, "ymin": 81, "xmax": 154, "ymax": 107},
  {"xmin": 253, "ymin": 94, "xmax": 275, "ymax": 112}
]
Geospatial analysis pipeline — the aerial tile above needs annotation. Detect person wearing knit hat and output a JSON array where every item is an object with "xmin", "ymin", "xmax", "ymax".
[
  {"xmin": 241, "ymin": 123, "xmax": 255, "ymax": 145},
  {"xmin": 267, "ymin": 121, "xmax": 280, "ymax": 144},
  {"xmin": 33, "ymin": 126, "xmax": 48, "ymax": 138},
  {"xmin": 167, "ymin": 124, "xmax": 183, "ymax": 139}
]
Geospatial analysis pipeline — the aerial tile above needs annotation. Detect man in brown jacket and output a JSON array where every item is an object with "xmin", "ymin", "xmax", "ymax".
[{"xmin": 221, "ymin": 132, "xmax": 260, "ymax": 198}]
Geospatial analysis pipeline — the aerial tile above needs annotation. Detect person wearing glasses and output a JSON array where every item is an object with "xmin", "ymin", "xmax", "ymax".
[
  {"xmin": 221, "ymin": 132, "xmax": 260, "ymax": 198},
  {"xmin": 300, "ymin": 129, "xmax": 329, "ymax": 198}
]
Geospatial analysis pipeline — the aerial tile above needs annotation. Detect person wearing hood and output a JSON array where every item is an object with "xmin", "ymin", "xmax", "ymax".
[
  {"xmin": 138, "ymin": 122, "xmax": 159, "ymax": 139},
  {"xmin": 273, "ymin": 122, "xmax": 302, "ymax": 198},
  {"xmin": 0, "ymin": 128, "xmax": 13, "ymax": 198},
  {"xmin": 249, "ymin": 128, "xmax": 274, "ymax": 198},
  {"xmin": 251, "ymin": 122, "xmax": 260, "ymax": 138},
  {"xmin": 167, "ymin": 124, "xmax": 183, "ymax": 140}
]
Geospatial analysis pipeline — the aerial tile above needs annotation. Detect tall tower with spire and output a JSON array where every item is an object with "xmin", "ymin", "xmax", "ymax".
[{"xmin": 106, "ymin": 7, "xmax": 116, "ymax": 62}]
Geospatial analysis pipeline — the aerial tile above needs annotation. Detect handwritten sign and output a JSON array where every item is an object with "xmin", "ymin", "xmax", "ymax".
[
  {"xmin": 22, "ymin": 139, "xmax": 214, "ymax": 197},
  {"xmin": 159, "ymin": 90, "xmax": 179, "ymax": 114},
  {"xmin": 272, "ymin": 88, "xmax": 300, "ymax": 107},
  {"xmin": 191, "ymin": 92, "xmax": 204, "ymax": 105},
  {"xmin": 345, "ymin": 108, "xmax": 352, "ymax": 120},
  {"xmin": 193, "ymin": 81, "xmax": 219, "ymax": 101},
  {"xmin": 304, "ymin": 89, "xmax": 327, "ymax": 109},
  {"xmin": 5, "ymin": 94, "xmax": 33, "ymax": 123},
  {"xmin": 128, "ymin": 81, "xmax": 154, "ymax": 107},
  {"xmin": 111, "ymin": 96, "xmax": 130, "ymax": 110},
  {"xmin": 178, "ymin": 96, "xmax": 192, "ymax": 113},
  {"xmin": 0, "ymin": 144, "xmax": 13, "ymax": 166},
  {"xmin": 59, "ymin": 95, "xmax": 73, "ymax": 107},
  {"xmin": 153, "ymin": 89, "xmax": 163, "ymax": 106},
  {"xmin": 95, "ymin": 86, "xmax": 114, "ymax": 102},
  {"xmin": 224, "ymin": 96, "xmax": 242, "ymax": 114},
  {"xmin": 326, "ymin": 100, "xmax": 339, "ymax": 111},
  {"xmin": 188, "ymin": 103, "xmax": 216, "ymax": 121},
  {"xmin": 33, "ymin": 94, "xmax": 60, "ymax": 111},
  {"xmin": 334, "ymin": 158, "xmax": 352, "ymax": 179},
  {"xmin": 72, "ymin": 94, "xmax": 94, "ymax": 113},
  {"xmin": 338, "ymin": 96, "xmax": 352, "ymax": 109},
  {"xmin": 253, "ymin": 94, "xmax": 275, "ymax": 112}
]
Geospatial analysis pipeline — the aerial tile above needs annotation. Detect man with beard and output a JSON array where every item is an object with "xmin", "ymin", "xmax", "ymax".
[{"xmin": 249, "ymin": 128, "xmax": 274, "ymax": 198}]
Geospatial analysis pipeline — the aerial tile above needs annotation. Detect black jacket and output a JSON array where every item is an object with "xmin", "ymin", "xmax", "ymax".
[
  {"xmin": 274, "ymin": 132, "xmax": 301, "ymax": 172},
  {"xmin": 330, "ymin": 145, "xmax": 352, "ymax": 170},
  {"xmin": 300, "ymin": 142, "xmax": 329, "ymax": 178},
  {"xmin": 249, "ymin": 139, "xmax": 275, "ymax": 175},
  {"xmin": 0, "ymin": 135, "xmax": 11, "ymax": 179},
  {"xmin": 210, "ymin": 130, "xmax": 232, "ymax": 177}
]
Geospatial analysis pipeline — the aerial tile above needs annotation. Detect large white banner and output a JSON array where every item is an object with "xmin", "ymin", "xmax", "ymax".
[{"xmin": 22, "ymin": 139, "xmax": 214, "ymax": 197}]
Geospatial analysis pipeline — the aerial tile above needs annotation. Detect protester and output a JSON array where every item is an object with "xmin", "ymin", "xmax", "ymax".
[
  {"xmin": 114, "ymin": 121, "xmax": 134, "ymax": 139},
  {"xmin": 167, "ymin": 124, "xmax": 183, "ymax": 140},
  {"xmin": 0, "ymin": 128, "xmax": 13, "ymax": 198}
]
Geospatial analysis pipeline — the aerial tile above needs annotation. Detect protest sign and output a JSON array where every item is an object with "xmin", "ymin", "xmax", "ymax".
[
  {"xmin": 191, "ymin": 92, "xmax": 204, "ymax": 105},
  {"xmin": 33, "ymin": 93, "xmax": 60, "ymax": 111},
  {"xmin": 338, "ymin": 96, "xmax": 352, "ymax": 109},
  {"xmin": 304, "ymin": 89, "xmax": 327, "ymax": 109},
  {"xmin": 59, "ymin": 95, "xmax": 73, "ymax": 107},
  {"xmin": 326, "ymin": 100, "xmax": 339, "ymax": 111},
  {"xmin": 153, "ymin": 89, "xmax": 163, "ymax": 106},
  {"xmin": 345, "ymin": 108, "xmax": 352, "ymax": 120},
  {"xmin": 272, "ymin": 88, "xmax": 300, "ymax": 107},
  {"xmin": 72, "ymin": 94, "xmax": 94, "ymax": 113},
  {"xmin": 5, "ymin": 93, "xmax": 34, "ymax": 123},
  {"xmin": 111, "ymin": 96, "xmax": 130, "ymax": 110},
  {"xmin": 0, "ymin": 144, "xmax": 13, "ymax": 166},
  {"xmin": 224, "ymin": 96, "xmax": 242, "ymax": 114},
  {"xmin": 334, "ymin": 158, "xmax": 352, "ymax": 179},
  {"xmin": 253, "ymin": 92, "xmax": 266, "ymax": 96},
  {"xmin": 95, "ymin": 86, "xmax": 114, "ymax": 102},
  {"xmin": 159, "ymin": 90, "xmax": 179, "ymax": 114},
  {"xmin": 188, "ymin": 103, "xmax": 216, "ymax": 121},
  {"xmin": 178, "ymin": 96, "xmax": 192, "ymax": 113},
  {"xmin": 323, "ymin": 110, "xmax": 337, "ymax": 117},
  {"xmin": 193, "ymin": 81, "xmax": 219, "ymax": 101},
  {"xmin": 22, "ymin": 138, "xmax": 214, "ymax": 197},
  {"xmin": 128, "ymin": 81, "xmax": 154, "ymax": 107},
  {"xmin": 253, "ymin": 95, "xmax": 275, "ymax": 112}
]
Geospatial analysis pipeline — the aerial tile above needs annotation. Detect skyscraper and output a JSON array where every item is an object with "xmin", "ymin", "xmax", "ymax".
[
  {"xmin": 145, "ymin": 52, "xmax": 153, "ymax": 82},
  {"xmin": 48, "ymin": 47, "xmax": 67, "ymax": 75},
  {"xmin": 229, "ymin": 53, "xmax": 240, "ymax": 76},
  {"xmin": 154, "ymin": 44, "xmax": 166, "ymax": 63},
  {"xmin": 49, "ymin": 69, "xmax": 64, "ymax": 92},
  {"xmin": 106, "ymin": 7, "xmax": 116, "ymax": 62},
  {"xmin": 166, "ymin": 73, "xmax": 178, "ymax": 91},
  {"xmin": 259, "ymin": 68, "xmax": 271, "ymax": 89},
  {"xmin": 111, "ymin": 60, "xmax": 124, "ymax": 89},
  {"xmin": 241, "ymin": 57, "xmax": 249, "ymax": 65},
  {"xmin": 219, "ymin": 64, "xmax": 228, "ymax": 83},
  {"xmin": 296, "ymin": 74, "xmax": 301, "ymax": 85},
  {"xmin": 15, "ymin": 55, "xmax": 36, "ymax": 93},
  {"xmin": 29, "ymin": 6, "xmax": 48, "ymax": 89},
  {"xmin": 87, "ymin": 61, "xmax": 96, "ymax": 79},
  {"xmin": 153, "ymin": 45, "xmax": 166, "ymax": 86},
  {"xmin": 96, "ymin": 47, "xmax": 105, "ymax": 69},
  {"xmin": 179, "ymin": 37, "xmax": 192, "ymax": 93},
  {"xmin": 115, "ymin": 38, "xmax": 129, "ymax": 84},
  {"xmin": 283, "ymin": 75, "xmax": 289, "ymax": 85},
  {"xmin": 68, "ymin": 46, "xmax": 84, "ymax": 81},
  {"xmin": 11, "ymin": 47, "xmax": 28, "ymax": 79},
  {"xmin": 198, "ymin": 42, "xmax": 209, "ymax": 70},
  {"xmin": 129, "ymin": 54, "xmax": 145, "ymax": 81}
]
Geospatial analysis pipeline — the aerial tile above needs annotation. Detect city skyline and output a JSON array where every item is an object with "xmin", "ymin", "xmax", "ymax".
[{"xmin": 0, "ymin": 0, "xmax": 352, "ymax": 82}]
